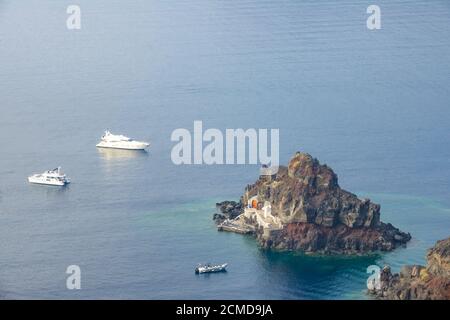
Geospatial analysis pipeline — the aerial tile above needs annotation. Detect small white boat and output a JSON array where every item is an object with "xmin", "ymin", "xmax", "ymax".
[
  {"xmin": 195, "ymin": 263, "xmax": 228, "ymax": 274},
  {"xmin": 96, "ymin": 131, "xmax": 150, "ymax": 150},
  {"xmin": 28, "ymin": 167, "xmax": 71, "ymax": 186}
]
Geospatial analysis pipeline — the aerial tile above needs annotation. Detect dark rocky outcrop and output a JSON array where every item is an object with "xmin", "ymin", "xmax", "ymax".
[
  {"xmin": 371, "ymin": 237, "xmax": 450, "ymax": 300},
  {"xmin": 213, "ymin": 201, "xmax": 242, "ymax": 224},
  {"xmin": 215, "ymin": 152, "xmax": 411, "ymax": 254},
  {"xmin": 258, "ymin": 221, "xmax": 409, "ymax": 254}
]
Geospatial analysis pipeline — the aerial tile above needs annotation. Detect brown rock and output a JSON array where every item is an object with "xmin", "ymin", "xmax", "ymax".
[{"xmin": 374, "ymin": 237, "xmax": 450, "ymax": 300}]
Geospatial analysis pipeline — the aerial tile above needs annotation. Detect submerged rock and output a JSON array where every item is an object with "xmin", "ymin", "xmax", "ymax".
[
  {"xmin": 215, "ymin": 152, "xmax": 411, "ymax": 254},
  {"xmin": 371, "ymin": 237, "xmax": 450, "ymax": 300}
]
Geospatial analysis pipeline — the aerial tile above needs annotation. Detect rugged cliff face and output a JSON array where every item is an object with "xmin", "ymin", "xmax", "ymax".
[
  {"xmin": 372, "ymin": 237, "xmax": 450, "ymax": 300},
  {"xmin": 215, "ymin": 152, "xmax": 411, "ymax": 254}
]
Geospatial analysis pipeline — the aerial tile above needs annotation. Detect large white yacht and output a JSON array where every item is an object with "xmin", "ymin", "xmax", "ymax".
[
  {"xmin": 28, "ymin": 167, "xmax": 71, "ymax": 186},
  {"xmin": 96, "ymin": 131, "xmax": 150, "ymax": 150}
]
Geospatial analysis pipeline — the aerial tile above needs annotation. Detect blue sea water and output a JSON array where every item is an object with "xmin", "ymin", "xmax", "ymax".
[{"xmin": 0, "ymin": 0, "xmax": 449, "ymax": 299}]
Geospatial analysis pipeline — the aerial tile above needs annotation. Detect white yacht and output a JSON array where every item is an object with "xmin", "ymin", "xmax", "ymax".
[
  {"xmin": 96, "ymin": 131, "xmax": 150, "ymax": 150},
  {"xmin": 28, "ymin": 167, "xmax": 71, "ymax": 186}
]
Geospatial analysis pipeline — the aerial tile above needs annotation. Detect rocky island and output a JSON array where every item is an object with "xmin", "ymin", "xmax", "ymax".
[
  {"xmin": 370, "ymin": 237, "xmax": 450, "ymax": 299},
  {"xmin": 214, "ymin": 152, "xmax": 411, "ymax": 254}
]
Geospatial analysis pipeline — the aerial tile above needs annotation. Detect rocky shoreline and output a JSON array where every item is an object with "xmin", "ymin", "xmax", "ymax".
[
  {"xmin": 214, "ymin": 152, "xmax": 411, "ymax": 255},
  {"xmin": 369, "ymin": 237, "xmax": 450, "ymax": 300}
]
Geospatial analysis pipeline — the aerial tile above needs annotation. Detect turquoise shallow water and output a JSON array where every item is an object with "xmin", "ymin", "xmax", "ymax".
[
  {"xmin": 125, "ymin": 193, "xmax": 450, "ymax": 300},
  {"xmin": 0, "ymin": 0, "xmax": 449, "ymax": 299}
]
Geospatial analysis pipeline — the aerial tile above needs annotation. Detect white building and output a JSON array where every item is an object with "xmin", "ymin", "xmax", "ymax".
[{"xmin": 244, "ymin": 196, "xmax": 282, "ymax": 230}]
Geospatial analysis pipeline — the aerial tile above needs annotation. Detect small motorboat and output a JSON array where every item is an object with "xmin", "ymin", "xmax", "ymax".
[{"xmin": 195, "ymin": 263, "xmax": 228, "ymax": 274}]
